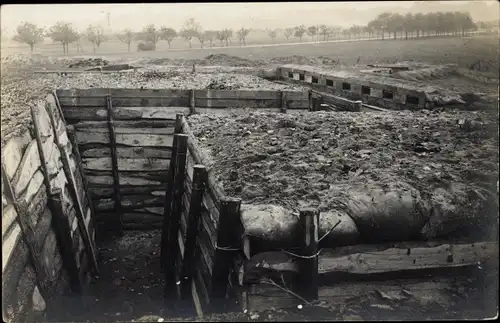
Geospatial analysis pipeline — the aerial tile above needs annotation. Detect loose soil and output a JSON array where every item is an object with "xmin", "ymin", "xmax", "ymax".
[{"xmin": 187, "ymin": 111, "xmax": 498, "ymax": 241}]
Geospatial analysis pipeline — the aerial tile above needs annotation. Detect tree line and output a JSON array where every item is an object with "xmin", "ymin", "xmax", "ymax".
[{"xmin": 9, "ymin": 12, "xmax": 498, "ymax": 53}]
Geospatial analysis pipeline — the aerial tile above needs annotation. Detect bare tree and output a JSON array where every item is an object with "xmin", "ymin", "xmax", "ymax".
[
  {"xmin": 268, "ymin": 29, "xmax": 277, "ymax": 41},
  {"xmin": 223, "ymin": 28, "xmax": 233, "ymax": 46},
  {"xmin": 284, "ymin": 27, "xmax": 294, "ymax": 40},
  {"xmin": 237, "ymin": 28, "xmax": 251, "ymax": 46},
  {"xmin": 47, "ymin": 21, "xmax": 78, "ymax": 54},
  {"xmin": 294, "ymin": 25, "xmax": 306, "ymax": 42},
  {"xmin": 203, "ymin": 30, "xmax": 217, "ymax": 47},
  {"xmin": 180, "ymin": 18, "xmax": 202, "ymax": 48},
  {"xmin": 117, "ymin": 29, "xmax": 134, "ymax": 52},
  {"xmin": 159, "ymin": 27, "xmax": 177, "ymax": 48},
  {"xmin": 306, "ymin": 26, "xmax": 317, "ymax": 41},
  {"xmin": 216, "ymin": 30, "xmax": 226, "ymax": 47},
  {"xmin": 86, "ymin": 25, "xmax": 106, "ymax": 52},
  {"xmin": 137, "ymin": 24, "xmax": 161, "ymax": 50},
  {"xmin": 13, "ymin": 22, "xmax": 44, "ymax": 52}
]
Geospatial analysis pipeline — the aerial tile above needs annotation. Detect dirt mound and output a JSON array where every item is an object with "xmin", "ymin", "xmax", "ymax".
[
  {"xmin": 268, "ymin": 55, "xmax": 341, "ymax": 66},
  {"xmin": 68, "ymin": 57, "xmax": 109, "ymax": 68},
  {"xmin": 201, "ymin": 53, "xmax": 257, "ymax": 67},
  {"xmin": 187, "ymin": 111, "xmax": 498, "ymax": 243}
]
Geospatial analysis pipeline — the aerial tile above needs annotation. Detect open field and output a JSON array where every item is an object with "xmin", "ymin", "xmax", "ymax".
[{"xmin": 2, "ymin": 34, "xmax": 498, "ymax": 69}]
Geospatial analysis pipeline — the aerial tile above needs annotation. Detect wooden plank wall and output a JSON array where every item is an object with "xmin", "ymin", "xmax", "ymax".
[{"xmin": 1, "ymin": 93, "xmax": 97, "ymax": 322}]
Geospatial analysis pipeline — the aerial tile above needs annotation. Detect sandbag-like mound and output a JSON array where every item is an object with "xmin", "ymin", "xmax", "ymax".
[{"xmin": 188, "ymin": 111, "xmax": 498, "ymax": 245}]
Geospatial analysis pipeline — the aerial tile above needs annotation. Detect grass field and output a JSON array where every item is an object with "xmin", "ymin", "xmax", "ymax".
[{"xmin": 2, "ymin": 34, "xmax": 498, "ymax": 69}]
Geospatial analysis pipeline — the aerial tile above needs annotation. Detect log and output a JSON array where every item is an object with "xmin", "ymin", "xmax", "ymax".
[
  {"xmin": 82, "ymin": 157, "xmax": 170, "ymax": 172},
  {"xmin": 2, "ymin": 132, "xmax": 32, "ymax": 181},
  {"xmin": 81, "ymin": 146, "xmax": 172, "ymax": 159},
  {"xmin": 242, "ymin": 241, "xmax": 498, "ymax": 282},
  {"xmin": 64, "ymin": 106, "xmax": 190, "ymax": 121},
  {"xmin": 11, "ymin": 140, "xmax": 41, "ymax": 197},
  {"xmin": 75, "ymin": 131, "xmax": 174, "ymax": 147}
]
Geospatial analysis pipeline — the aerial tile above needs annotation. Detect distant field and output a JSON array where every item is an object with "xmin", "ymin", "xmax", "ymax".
[{"xmin": 1, "ymin": 34, "xmax": 498, "ymax": 69}]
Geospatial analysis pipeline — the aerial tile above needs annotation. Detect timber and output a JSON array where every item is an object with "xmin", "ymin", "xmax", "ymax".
[
  {"xmin": 11, "ymin": 140, "xmax": 41, "ymax": 197},
  {"xmin": 82, "ymin": 157, "xmax": 170, "ymax": 172},
  {"xmin": 2, "ymin": 132, "xmax": 32, "ymax": 181},
  {"xmin": 75, "ymin": 131, "xmax": 174, "ymax": 147},
  {"xmin": 165, "ymin": 133, "xmax": 188, "ymax": 299},
  {"xmin": 81, "ymin": 146, "xmax": 172, "ymax": 159},
  {"xmin": 181, "ymin": 165, "xmax": 208, "ymax": 300},
  {"xmin": 210, "ymin": 197, "xmax": 242, "ymax": 311},
  {"xmin": 63, "ymin": 106, "xmax": 190, "ymax": 121},
  {"xmin": 45, "ymin": 102, "xmax": 100, "ymax": 275},
  {"xmin": 296, "ymin": 209, "xmax": 319, "ymax": 301},
  {"xmin": 106, "ymin": 95, "xmax": 123, "ymax": 235}
]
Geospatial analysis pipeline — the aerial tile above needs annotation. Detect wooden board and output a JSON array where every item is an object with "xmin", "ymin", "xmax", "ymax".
[
  {"xmin": 82, "ymin": 157, "xmax": 170, "ymax": 172},
  {"xmin": 74, "ymin": 120, "xmax": 176, "ymax": 133},
  {"xmin": 2, "ymin": 223, "xmax": 22, "ymax": 273},
  {"xmin": 87, "ymin": 185, "xmax": 165, "ymax": 198},
  {"xmin": 94, "ymin": 194, "xmax": 165, "ymax": 211},
  {"xmin": 75, "ymin": 132, "xmax": 173, "ymax": 147},
  {"xmin": 2, "ymin": 132, "xmax": 32, "ymax": 181},
  {"xmin": 2, "ymin": 205, "xmax": 17, "ymax": 238},
  {"xmin": 85, "ymin": 171, "xmax": 168, "ymax": 186},
  {"xmin": 193, "ymin": 90, "xmax": 282, "ymax": 100},
  {"xmin": 194, "ymin": 99, "xmax": 277, "ymax": 109},
  {"xmin": 57, "ymin": 88, "xmax": 190, "ymax": 102},
  {"xmin": 64, "ymin": 106, "xmax": 190, "ymax": 121},
  {"xmin": 81, "ymin": 146, "xmax": 172, "ymax": 159},
  {"xmin": 18, "ymin": 171, "xmax": 44, "ymax": 204},
  {"xmin": 11, "ymin": 140, "xmax": 41, "ymax": 197},
  {"xmin": 76, "ymin": 126, "xmax": 174, "ymax": 135}
]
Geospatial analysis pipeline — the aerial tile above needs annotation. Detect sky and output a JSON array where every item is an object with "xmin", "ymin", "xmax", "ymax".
[{"xmin": 0, "ymin": 1, "xmax": 498, "ymax": 34}]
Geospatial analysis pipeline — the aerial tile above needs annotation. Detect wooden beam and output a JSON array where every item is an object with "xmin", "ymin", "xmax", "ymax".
[
  {"xmin": 44, "ymin": 103, "xmax": 100, "ymax": 275},
  {"xmin": 210, "ymin": 197, "xmax": 242, "ymax": 311},
  {"xmin": 165, "ymin": 133, "xmax": 188, "ymax": 299},
  {"xmin": 190, "ymin": 89, "xmax": 196, "ymax": 115},
  {"xmin": 106, "ymin": 95, "xmax": 123, "ymax": 235},
  {"xmin": 296, "ymin": 208, "xmax": 319, "ymax": 301},
  {"xmin": 180, "ymin": 165, "xmax": 208, "ymax": 300}
]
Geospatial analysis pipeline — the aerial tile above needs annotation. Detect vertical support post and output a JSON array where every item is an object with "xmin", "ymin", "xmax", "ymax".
[
  {"xmin": 164, "ymin": 133, "xmax": 188, "ymax": 299},
  {"xmin": 190, "ymin": 89, "xmax": 196, "ymax": 115},
  {"xmin": 278, "ymin": 90, "xmax": 288, "ymax": 113},
  {"xmin": 161, "ymin": 114, "xmax": 184, "ymax": 266},
  {"xmin": 49, "ymin": 189, "xmax": 83, "ymax": 294},
  {"xmin": 52, "ymin": 90, "xmax": 67, "ymax": 125},
  {"xmin": 106, "ymin": 95, "xmax": 123, "ymax": 236},
  {"xmin": 180, "ymin": 165, "xmax": 207, "ymax": 300},
  {"xmin": 210, "ymin": 197, "xmax": 242, "ymax": 312},
  {"xmin": 44, "ymin": 104, "xmax": 100, "ymax": 275},
  {"xmin": 308, "ymin": 90, "xmax": 313, "ymax": 111},
  {"xmin": 296, "ymin": 208, "xmax": 319, "ymax": 301},
  {"xmin": 353, "ymin": 100, "xmax": 362, "ymax": 112}
]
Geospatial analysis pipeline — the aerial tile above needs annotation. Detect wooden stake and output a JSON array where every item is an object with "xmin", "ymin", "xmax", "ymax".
[
  {"xmin": 164, "ymin": 133, "xmax": 188, "ymax": 299},
  {"xmin": 52, "ymin": 90, "xmax": 67, "ymax": 125},
  {"xmin": 180, "ymin": 165, "xmax": 207, "ymax": 300},
  {"xmin": 44, "ymin": 104, "xmax": 100, "ymax": 275},
  {"xmin": 308, "ymin": 90, "xmax": 313, "ymax": 111},
  {"xmin": 279, "ymin": 91, "xmax": 288, "ymax": 113},
  {"xmin": 210, "ymin": 197, "xmax": 242, "ymax": 311},
  {"xmin": 296, "ymin": 208, "xmax": 319, "ymax": 301},
  {"xmin": 190, "ymin": 89, "xmax": 196, "ymax": 115},
  {"xmin": 106, "ymin": 95, "xmax": 123, "ymax": 235}
]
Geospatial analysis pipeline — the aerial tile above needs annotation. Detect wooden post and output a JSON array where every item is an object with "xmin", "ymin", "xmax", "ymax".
[
  {"xmin": 1, "ymin": 165, "xmax": 51, "ymax": 301},
  {"xmin": 106, "ymin": 95, "xmax": 123, "ymax": 235},
  {"xmin": 164, "ymin": 133, "xmax": 188, "ymax": 299},
  {"xmin": 161, "ymin": 114, "xmax": 184, "ymax": 266},
  {"xmin": 278, "ymin": 91, "xmax": 287, "ymax": 113},
  {"xmin": 44, "ymin": 105, "xmax": 100, "ymax": 275},
  {"xmin": 353, "ymin": 100, "xmax": 363, "ymax": 112},
  {"xmin": 210, "ymin": 197, "xmax": 242, "ymax": 312},
  {"xmin": 52, "ymin": 90, "xmax": 67, "ymax": 125},
  {"xmin": 190, "ymin": 89, "xmax": 196, "ymax": 115},
  {"xmin": 180, "ymin": 165, "xmax": 207, "ymax": 300},
  {"xmin": 308, "ymin": 90, "xmax": 313, "ymax": 111},
  {"xmin": 49, "ymin": 189, "xmax": 83, "ymax": 293},
  {"xmin": 296, "ymin": 208, "xmax": 319, "ymax": 301}
]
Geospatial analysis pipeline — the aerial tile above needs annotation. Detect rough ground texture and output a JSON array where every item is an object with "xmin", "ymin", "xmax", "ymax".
[
  {"xmin": 187, "ymin": 111, "xmax": 499, "ymax": 242},
  {"xmin": 43, "ymin": 230, "xmax": 497, "ymax": 322}
]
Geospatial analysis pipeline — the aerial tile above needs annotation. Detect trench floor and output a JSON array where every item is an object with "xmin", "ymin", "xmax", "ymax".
[{"xmin": 42, "ymin": 229, "xmax": 498, "ymax": 322}]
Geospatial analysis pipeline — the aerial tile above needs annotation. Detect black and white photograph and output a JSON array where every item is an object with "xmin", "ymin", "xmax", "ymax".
[{"xmin": 1, "ymin": 1, "xmax": 498, "ymax": 322}]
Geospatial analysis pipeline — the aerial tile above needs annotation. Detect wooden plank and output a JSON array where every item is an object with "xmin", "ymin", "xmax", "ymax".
[
  {"xmin": 81, "ymin": 146, "xmax": 172, "ymax": 159},
  {"xmin": 74, "ymin": 119, "xmax": 176, "ymax": 129},
  {"xmin": 202, "ymin": 192, "xmax": 220, "ymax": 225},
  {"xmin": 2, "ymin": 205, "xmax": 17, "ymax": 239},
  {"xmin": 75, "ymin": 131, "xmax": 174, "ymax": 147},
  {"xmin": 85, "ymin": 172, "xmax": 167, "ymax": 186},
  {"xmin": 200, "ymin": 210, "xmax": 217, "ymax": 249},
  {"xmin": 191, "ymin": 277, "xmax": 204, "ymax": 318},
  {"xmin": 195, "ymin": 244, "xmax": 213, "ymax": 301},
  {"xmin": 194, "ymin": 90, "xmax": 281, "ymax": 100},
  {"xmin": 64, "ymin": 106, "xmax": 191, "ymax": 121},
  {"xmin": 94, "ymin": 194, "xmax": 165, "ymax": 211},
  {"xmin": 2, "ymin": 222, "xmax": 22, "ymax": 273},
  {"xmin": 57, "ymin": 88, "xmax": 190, "ymax": 99},
  {"xmin": 44, "ymin": 104, "xmax": 100, "ymax": 275},
  {"xmin": 180, "ymin": 165, "xmax": 207, "ymax": 300},
  {"xmin": 11, "ymin": 140, "xmax": 41, "ymax": 197},
  {"xmin": 18, "ymin": 171, "xmax": 44, "ymax": 205},
  {"xmin": 194, "ymin": 99, "xmax": 277, "ymax": 109},
  {"xmin": 82, "ymin": 157, "xmax": 170, "ymax": 172},
  {"xmin": 87, "ymin": 185, "xmax": 164, "ymax": 198},
  {"xmin": 75, "ymin": 125, "xmax": 175, "ymax": 135}
]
